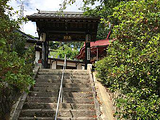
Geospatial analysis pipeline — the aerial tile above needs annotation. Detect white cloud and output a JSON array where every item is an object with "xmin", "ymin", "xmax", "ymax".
[
  {"xmin": 24, "ymin": 21, "xmax": 38, "ymax": 37},
  {"xmin": 8, "ymin": 0, "xmax": 85, "ymax": 37}
]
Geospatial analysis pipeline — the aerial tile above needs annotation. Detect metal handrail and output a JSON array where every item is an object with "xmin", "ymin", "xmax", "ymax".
[{"xmin": 54, "ymin": 55, "xmax": 67, "ymax": 120}]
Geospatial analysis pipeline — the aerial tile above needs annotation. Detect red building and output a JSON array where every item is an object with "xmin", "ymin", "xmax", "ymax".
[{"xmin": 77, "ymin": 32, "xmax": 113, "ymax": 63}]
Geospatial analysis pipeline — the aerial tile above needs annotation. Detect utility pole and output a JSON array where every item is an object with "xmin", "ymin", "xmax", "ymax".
[{"xmin": 19, "ymin": 1, "xmax": 24, "ymax": 31}]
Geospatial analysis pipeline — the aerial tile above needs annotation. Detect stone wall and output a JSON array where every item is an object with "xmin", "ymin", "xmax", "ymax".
[{"xmin": 0, "ymin": 85, "xmax": 20, "ymax": 120}]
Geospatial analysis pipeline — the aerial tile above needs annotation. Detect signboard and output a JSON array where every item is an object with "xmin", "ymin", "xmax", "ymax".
[
  {"xmin": 87, "ymin": 48, "xmax": 90, "ymax": 60},
  {"xmin": 63, "ymin": 35, "xmax": 72, "ymax": 40}
]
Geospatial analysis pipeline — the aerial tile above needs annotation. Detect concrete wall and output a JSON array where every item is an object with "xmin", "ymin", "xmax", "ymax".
[
  {"xmin": 57, "ymin": 61, "xmax": 64, "ymax": 66},
  {"xmin": 35, "ymin": 51, "xmax": 40, "ymax": 64},
  {"xmin": 67, "ymin": 62, "xmax": 76, "ymax": 67},
  {"xmin": 51, "ymin": 60, "xmax": 83, "ymax": 70},
  {"xmin": 77, "ymin": 63, "xmax": 82, "ymax": 69},
  {"xmin": 93, "ymin": 71, "xmax": 115, "ymax": 120},
  {"xmin": 51, "ymin": 61, "xmax": 57, "ymax": 69}
]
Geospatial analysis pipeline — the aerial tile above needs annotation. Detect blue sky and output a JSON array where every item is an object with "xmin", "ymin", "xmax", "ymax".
[{"xmin": 8, "ymin": 0, "xmax": 83, "ymax": 37}]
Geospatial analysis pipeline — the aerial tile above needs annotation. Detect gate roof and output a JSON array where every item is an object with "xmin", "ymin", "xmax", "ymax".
[{"xmin": 27, "ymin": 11, "xmax": 100, "ymax": 41}]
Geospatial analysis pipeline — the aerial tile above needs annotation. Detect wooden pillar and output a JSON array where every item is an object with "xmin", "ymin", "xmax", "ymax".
[
  {"xmin": 97, "ymin": 47, "xmax": 99, "ymax": 61},
  {"xmin": 40, "ymin": 33, "xmax": 47, "ymax": 68},
  {"xmin": 85, "ymin": 34, "xmax": 91, "ymax": 69},
  {"xmin": 45, "ymin": 41, "xmax": 49, "ymax": 68},
  {"xmin": 42, "ymin": 42, "xmax": 46, "ymax": 68}
]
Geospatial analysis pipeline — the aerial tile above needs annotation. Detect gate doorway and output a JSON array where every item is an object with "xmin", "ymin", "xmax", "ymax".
[{"xmin": 27, "ymin": 11, "xmax": 100, "ymax": 69}]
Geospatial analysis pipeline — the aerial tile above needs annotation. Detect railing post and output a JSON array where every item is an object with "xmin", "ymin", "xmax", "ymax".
[
  {"xmin": 61, "ymin": 89, "xmax": 63, "ymax": 103},
  {"xmin": 54, "ymin": 54, "xmax": 66, "ymax": 120}
]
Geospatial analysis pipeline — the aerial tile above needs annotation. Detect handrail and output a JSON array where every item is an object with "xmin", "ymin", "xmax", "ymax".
[{"xmin": 54, "ymin": 55, "xmax": 67, "ymax": 120}]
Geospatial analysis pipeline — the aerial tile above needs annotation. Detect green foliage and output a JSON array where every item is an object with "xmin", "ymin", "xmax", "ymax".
[
  {"xmin": 50, "ymin": 44, "xmax": 79, "ymax": 60},
  {"xmin": 49, "ymin": 41, "xmax": 82, "ymax": 59},
  {"xmin": 0, "ymin": 0, "xmax": 35, "ymax": 118},
  {"xmin": 61, "ymin": 0, "xmax": 124, "ymax": 39},
  {"xmin": 64, "ymin": 42, "xmax": 83, "ymax": 50},
  {"xmin": 11, "ymin": 32, "xmax": 26, "ymax": 56},
  {"xmin": 0, "ymin": 50, "xmax": 34, "ymax": 92},
  {"xmin": 0, "ymin": 0, "xmax": 34, "ymax": 92},
  {"xmin": 96, "ymin": 0, "xmax": 160, "ymax": 119}
]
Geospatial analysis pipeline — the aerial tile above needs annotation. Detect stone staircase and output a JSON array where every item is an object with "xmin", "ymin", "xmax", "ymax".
[{"xmin": 18, "ymin": 69, "xmax": 97, "ymax": 120}]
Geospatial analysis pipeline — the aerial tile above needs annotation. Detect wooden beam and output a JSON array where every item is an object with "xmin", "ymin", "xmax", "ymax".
[{"xmin": 85, "ymin": 34, "xmax": 91, "ymax": 69}]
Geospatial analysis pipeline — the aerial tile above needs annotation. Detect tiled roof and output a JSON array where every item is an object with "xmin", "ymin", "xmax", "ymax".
[
  {"xmin": 76, "ymin": 31, "xmax": 113, "ymax": 59},
  {"xmin": 27, "ymin": 11, "xmax": 100, "ymax": 20},
  {"xmin": 76, "ymin": 39, "xmax": 111, "ymax": 59}
]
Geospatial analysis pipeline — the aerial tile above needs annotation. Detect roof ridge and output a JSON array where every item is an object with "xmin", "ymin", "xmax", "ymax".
[{"xmin": 39, "ymin": 10, "xmax": 83, "ymax": 14}]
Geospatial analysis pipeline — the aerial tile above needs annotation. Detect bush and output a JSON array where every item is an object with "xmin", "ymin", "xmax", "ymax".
[
  {"xmin": 0, "ymin": 0, "xmax": 35, "ymax": 119},
  {"xmin": 96, "ymin": 0, "xmax": 160, "ymax": 119}
]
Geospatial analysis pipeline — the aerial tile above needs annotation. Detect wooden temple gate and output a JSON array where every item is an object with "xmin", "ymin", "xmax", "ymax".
[{"xmin": 27, "ymin": 11, "xmax": 100, "ymax": 69}]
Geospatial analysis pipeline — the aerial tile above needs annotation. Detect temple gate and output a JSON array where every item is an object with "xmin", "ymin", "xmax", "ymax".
[{"xmin": 27, "ymin": 11, "xmax": 100, "ymax": 69}]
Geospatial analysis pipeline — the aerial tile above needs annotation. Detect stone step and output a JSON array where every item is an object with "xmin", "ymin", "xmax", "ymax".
[
  {"xmin": 29, "ymin": 91, "xmax": 93, "ymax": 98},
  {"xmin": 23, "ymin": 103, "xmax": 95, "ymax": 110},
  {"xmin": 31, "ymin": 87, "xmax": 91, "ymax": 92},
  {"xmin": 26, "ymin": 97, "xmax": 94, "ymax": 103},
  {"xmin": 39, "ymin": 69, "xmax": 89, "ymax": 75},
  {"xmin": 36, "ymin": 75, "xmax": 89, "ymax": 80},
  {"xmin": 19, "ymin": 117, "xmax": 97, "ymax": 120},
  {"xmin": 35, "ymin": 79, "xmax": 90, "ymax": 84},
  {"xmin": 34, "ymin": 83, "xmax": 91, "ymax": 88},
  {"xmin": 38, "ymin": 72, "xmax": 89, "ymax": 76},
  {"xmin": 18, "ymin": 69, "xmax": 97, "ymax": 119},
  {"xmin": 20, "ymin": 109, "xmax": 96, "ymax": 117},
  {"xmin": 37, "ymin": 75, "xmax": 61, "ymax": 79}
]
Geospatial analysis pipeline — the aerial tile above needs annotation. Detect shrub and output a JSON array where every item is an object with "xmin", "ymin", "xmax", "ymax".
[
  {"xmin": 0, "ymin": 0, "xmax": 35, "ymax": 119},
  {"xmin": 96, "ymin": 0, "xmax": 160, "ymax": 119}
]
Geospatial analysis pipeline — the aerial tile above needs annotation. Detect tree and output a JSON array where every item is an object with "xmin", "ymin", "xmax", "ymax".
[
  {"xmin": 62, "ymin": 0, "xmax": 160, "ymax": 119},
  {"xmin": 50, "ymin": 44, "xmax": 79, "ymax": 60},
  {"xmin": 49, "ymin": 41, "xmax": 83, "ymax": 59},
  {"xmin": 0, "ymin": 0, "xmax": 34, "ymax": 119},
  {"xmin": 61, "ymin": 0, "xmax": 123, "ymax": 39},
  {"xmin": 96, "ymin": 0, "xmax": 160, "ymax": 119}
]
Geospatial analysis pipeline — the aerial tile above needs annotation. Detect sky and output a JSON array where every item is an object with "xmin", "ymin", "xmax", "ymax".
[{"xmin": 8, "ymin": 0, "xmax": 84, "ymax": 37}]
